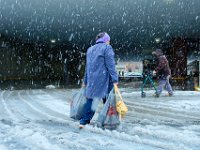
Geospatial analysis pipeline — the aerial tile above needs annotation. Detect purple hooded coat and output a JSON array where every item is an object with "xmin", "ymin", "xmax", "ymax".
[{"xmin": 153, "ymin": 49, "xmax": 171, "ymax": 79}]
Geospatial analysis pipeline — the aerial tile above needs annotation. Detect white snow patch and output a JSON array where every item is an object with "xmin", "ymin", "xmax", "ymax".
[
  {"xmin": 38, "ymin": 98, "xmax": 70, "ymax": 115},
  {"xmin": 7, "ymin": 126, "xmax": 61, "ymax": 150},
  {"xmin": 0, "ymin": 145, "xmax": 8, "ymax": 150},
  {"xmin": 46, "ymin": 85, "xmax": 56, "ymax": 89},
  {"xmin": 0, "ymin": 89, "xmax": 200, "ymax": 150},
  {"xmin": 24, "ymin": 132, "xmax": 61, "ymax": 150}
]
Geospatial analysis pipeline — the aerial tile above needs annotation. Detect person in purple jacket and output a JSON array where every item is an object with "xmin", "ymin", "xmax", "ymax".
[
  {"xmin": 152, "ymin": 49, "xmax": 173, "ymax": 97},
  {"xmin": 80, "ymin": 32, "xmax": 118, "ymax": 128}
]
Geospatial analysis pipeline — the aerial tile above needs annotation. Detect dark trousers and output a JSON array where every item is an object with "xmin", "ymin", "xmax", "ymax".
[
  {"xmin": 80, "ymin": 82, "xmax": 113, "ymax": 125},
  {"xmin": 80, "ymin": 98, "xmax": 95, "ymax": 125},
  {"xmin": 80, "ymin": 97, "xmax": 107, "ymax": 125}
]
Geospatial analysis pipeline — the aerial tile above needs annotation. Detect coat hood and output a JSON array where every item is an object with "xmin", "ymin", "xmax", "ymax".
[
  {"xmin": 96, "ymin": 32, "xmax": 110, "ymax": 43},
  {"xmin": 152, "ymin": 49, "xmax": 163, "ymax": 56}
]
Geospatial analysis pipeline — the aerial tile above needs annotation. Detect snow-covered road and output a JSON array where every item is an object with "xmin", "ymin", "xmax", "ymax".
[{"xmin": 0, "ymin": 88, "xmax": 200, "ymax": 150}]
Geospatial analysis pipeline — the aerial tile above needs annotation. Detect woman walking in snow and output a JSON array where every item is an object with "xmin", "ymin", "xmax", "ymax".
[
  {"xmin": 152, "ymin": 49, "xmax": 173, "ymax": 97},
  {"xmin": 80, "ymin": 32, "xmax": 118, "ymax": 128}
]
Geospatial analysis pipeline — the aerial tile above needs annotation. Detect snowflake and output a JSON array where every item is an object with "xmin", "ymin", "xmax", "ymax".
[{"xmin": 163, "ymin": 0, "xmax": 174, "ymax": 4}]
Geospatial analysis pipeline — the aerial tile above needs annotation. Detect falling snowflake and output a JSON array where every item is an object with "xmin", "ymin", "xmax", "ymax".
[{"xmin": 163, "ymin": 0, "xmax": 174, "ymax": 4}]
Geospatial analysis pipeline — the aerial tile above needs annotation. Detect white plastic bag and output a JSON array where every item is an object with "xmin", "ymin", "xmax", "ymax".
[
  {"xmin": 70, "ymin": 88, "xmax": 87, "ymax": 120},
  {"xmin": 97, "ymin": 89, "xmax": 120, "ymax": 130}
]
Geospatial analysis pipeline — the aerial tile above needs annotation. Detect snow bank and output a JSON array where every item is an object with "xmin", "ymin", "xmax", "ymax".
[
  {"xmin": 5, "ymin": 125, "xmax": 61, "ymax": 150},
  {"xmin": 46, "ymin": 85, "xmax": 56, "ymax": 89},
  {"xmin": 0, "ymin": 145, "xmax": 8, "ymax": 150}
]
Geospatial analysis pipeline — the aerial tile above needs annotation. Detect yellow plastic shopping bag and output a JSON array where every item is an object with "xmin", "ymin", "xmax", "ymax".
[{"xmin": 114, "ymin": 85, "xmax": 128, "ymax": 119}]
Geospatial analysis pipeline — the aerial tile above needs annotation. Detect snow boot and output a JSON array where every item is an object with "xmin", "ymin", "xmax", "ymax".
[
  {"xmin": 79, "ymin": 124, "xmax": 85, "ymax": 129},
  {"xmin": 168, "ymin": 93, "xmax": 174, "ymax": 97},
  {"xmin": 153, "ymin": 92, "xmax": 160, "ymax": 97}
]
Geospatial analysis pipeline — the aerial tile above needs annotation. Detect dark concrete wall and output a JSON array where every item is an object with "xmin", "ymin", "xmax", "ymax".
[{"xmin": 0, "ymin": 35, "xmax": 84, "ymax": 85}]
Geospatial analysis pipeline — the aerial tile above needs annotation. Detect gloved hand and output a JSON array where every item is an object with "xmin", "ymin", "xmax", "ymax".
[
  {"xmin": 166, "ymin": 75, "xmax": 171, "ymax": 81},
  {"xmin": 82, "ymin": 82, "xmax": 86, "ymax": 87},
  {"xmin": 153, "ymin": 70, "xmax": 156, "ymax": 76},
  {"xmin": 114, "ymin": 82, "xmax": 118, "ymax": 87}
]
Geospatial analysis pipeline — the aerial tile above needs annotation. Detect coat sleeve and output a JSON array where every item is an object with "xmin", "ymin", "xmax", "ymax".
[
  {"xmin": 83, "ymin": 50, "xmax": 88, "ymax": 85},
  {"xmin": 155, "ymin": 56, "xmax": 166, "ymax": 73},
  {"xmin": 104, "ymin": 45, "xmax": 118, "ymax": 83},
  {"xmin": 83, "ymin": 66, "xmax": 87, "ymax": 85}
]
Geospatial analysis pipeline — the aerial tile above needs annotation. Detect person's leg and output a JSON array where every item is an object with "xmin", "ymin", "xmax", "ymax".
[
  {"xmin": 165, "ymin": 75, "xmax": 173, "ymax": 95},
  {"xmin": 102, "ymin": 97, "xmax": 106, "ymax": 104},
  {"xmin": 157, "ymin": 79, "xmax": 167, "ymax": 96},
  {"xmin": 80, "ymin": 98, "xmax": 95, "ymax": 125}
]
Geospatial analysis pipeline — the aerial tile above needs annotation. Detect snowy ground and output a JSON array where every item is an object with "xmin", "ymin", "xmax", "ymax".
[{"xmin": 0, "ymin": 88, "xmax": 200, "ymax": 150}]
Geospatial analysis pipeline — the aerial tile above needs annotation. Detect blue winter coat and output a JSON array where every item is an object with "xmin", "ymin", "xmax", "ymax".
[{"xmin": 84, "ymin": 42, "xmax": 118, "ymax": 99}]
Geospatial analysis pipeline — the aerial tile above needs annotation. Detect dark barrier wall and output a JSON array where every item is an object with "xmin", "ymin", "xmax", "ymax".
[
  {"xmin": 0, "ymin": 0, "xmax": 200, "ymax": 86},
  {"xmin": 0, "ymin": 35, "xmax": 83, "ymax": 84},
  {"xmin": 0, "ymin": 0, "xmax": 200, "ymax": 59}
]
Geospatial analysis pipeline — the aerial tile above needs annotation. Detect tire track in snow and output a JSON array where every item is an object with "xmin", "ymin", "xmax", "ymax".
[
  {"xmin": 17, "ymin": 90, "xmax": 82, "ymax": 128},
  {"xmin": 38, "ymin": 89, "xmax": 71, "ymax": 102},
  {"xmin": 125, "ymin": 102, "xmax": 200, "ymax": 123},
  {"xmin": 25, "ymin": 90, "xmax": 69, "ymax": 119},
  {"xmin": 4, "ymin": 90, "xmax": 47, "ymax": 121},
  {"xmin": 18, "ymin": 90, "xmax": 175, "ymax": 150},
  {"xmin": 1, "ymin": 89, "xmax": 199, "ymax": 150},
  {"xmin": 0, "ymin": 90, "xmax": 20, "ymax": 122},
  {"xmin": 18, "ymin": 90, "xmax": 63, "ymax": 121},
  {"xmin": 121, "ymin": 94, "xmax": 200, "ymax": 124},
  {"xmin": 124, "ymin": 95, "xmax": 200, "ymax": 113},
  {"xmin": 1, "ymin": 90, "xmax": 74, "ymax": 150},
  {"xmin": 7, "ymin": 95, "xmax": 157, "ymax": 149},
  {"xmin": 119, "ymin": 91, "xmax": 200, "ymax": 149},
  {"xmin": 0, "ymin": 118, "xmax": 64, "ymax": 150},
  {"xmin": 27, "ymin": 89, "xmax": 200, "ymax": 150},
  {"xmin": 0, "ymin": 91, "xmax": 77, "ymax": 150},
  {"xmin": 0, "ymin": 91, "xmax": 10, "ymax": 119}
]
